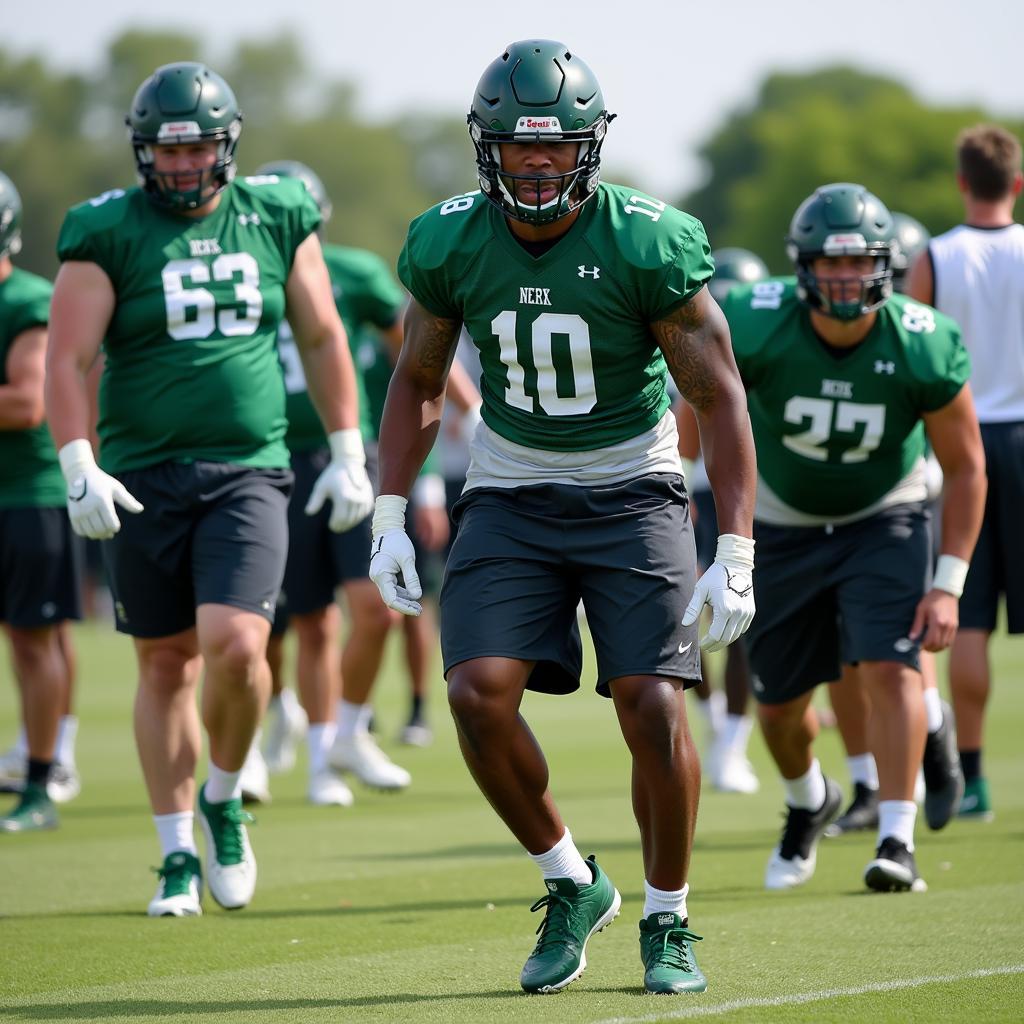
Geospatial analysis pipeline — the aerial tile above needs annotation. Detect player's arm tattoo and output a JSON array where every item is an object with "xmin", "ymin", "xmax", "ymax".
[
  {"xmin": 400, "ymin": 299, "xmax": 462, "ymax": 393},
  {"xmin": 651, "ymin": 288, "xmax": 731, "ymax": 413}
]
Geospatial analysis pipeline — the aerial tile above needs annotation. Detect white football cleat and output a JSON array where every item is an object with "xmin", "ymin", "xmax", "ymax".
[
  {"xmin": 713, "ymin": 750, "xmax": 760, "ymax": 794},
  {"xmin": 263, "ymin": 689, "xmax": 308, "ymax": 775},
  {"xmin": 48, "ymin": 762, "xmax": 82, "ymax": 804},
  {"xmin": 399, "ymin": 721, "xmax": 433, "ymax": 748},
  {"xmin": 307, "ymin": 769, "xmax": 355, "ymax": 807},
  {"xmin": 239, "ymin": 744, "xmax": 271, "ymax": 805},
  {"xmin": 330, "ymin": 733, "xmax": 411, "ymax": 790},
  {"xmin": 148, "ymin": 851, "xmax": 203, "ymax": 917},
  {"xmin": 764, "ymin": 778, "xmax": 842, "ymax": 890},
  {"xmin": 765, "ymin": 848, "xmax": 818, "ymax": 890},
  {"xmin": 198, "ymin": 784, "xmax": 257, "ymax": 910}
]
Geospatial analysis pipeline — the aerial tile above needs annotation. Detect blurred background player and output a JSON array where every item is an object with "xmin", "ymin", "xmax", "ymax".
[
  {"xmin": 251, "ymin": 158, "xmax": 411, "ymax": 804},
  {"xmin": 676, "ymin": 246, "xmax": 769, "ymax": 794},
  {"xmin": 908, "ymin": 124, "xmax": 1024, "ymax": 822},
  {"xmin": 725, "ymin": 183, "xmax": 985, "ymax": 893},
  {"xmin": 824, "ymin": 210, "xmax": 964, "ymax": 837},
  {"xmin": 0, "ymin": 171, "xmax": 83, "ymax": 832},
  {"xmin": 45, "ymin": 63, "xmax": 372, "ymax": 914}
]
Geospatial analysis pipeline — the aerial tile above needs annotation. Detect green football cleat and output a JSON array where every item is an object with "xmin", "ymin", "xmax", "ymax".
[
  {"xmin": 148, "ymin": 851, "xmax": 203, "ymax": 917},
  {"xmin": 198, "ymin": 783, "xmax": 257, "ymax": 910},
  {"xmin": 639, "ymin": 912, "xmax": 707, "ymax": 994},
  {"xmin": 958, "ymin": 777, "xmax": 994, "ymax": 822},
  {"xmin": 0, "ymin": 782, "xmax": 58, "ymax": 833},
  {"xmin": 520, "ymin": 855, "xmax": 621, "ymax": 994}
]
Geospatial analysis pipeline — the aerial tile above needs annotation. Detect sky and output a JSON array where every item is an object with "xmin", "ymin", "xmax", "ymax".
[{"xmin": 9, "ymin": 0, "xmax": 1022, "ymax": 198}]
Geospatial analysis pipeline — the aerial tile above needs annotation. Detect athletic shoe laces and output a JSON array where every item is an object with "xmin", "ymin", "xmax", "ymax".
[
  {"xmin": 528, "ymin": 891, "xmax": 577, "ymax": 955},
  {"xmin": 644, "ymin": 925, "xmax": 703, "ymax": 972},
  {"xmin": 152, "ymin": 856, "xmax": 197, "ymax": 896},
  {"xmin": 211, "ymin": 805, "xmax": 254, "ymax": 864}
]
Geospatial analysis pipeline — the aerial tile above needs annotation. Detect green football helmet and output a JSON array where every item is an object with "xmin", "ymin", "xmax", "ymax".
[
  {"xmin": 786, "ymin": 182, "xmax": 894, "ymax": 321},
  {"xmin": 709, "ymin": 247, "xmax": 769, "ymax": 303},
  {"xmin": 889, "ymin": 211, "xmax": 931, "ymax": 293},
  {"xmin": 126, "ymin": 62, "xmax": 242, "ymax": 211},
  {"xmin": 254, "ymin": 160, "xmax": 332, "ymax": 223},
  {"xmin": 468, "ymin": 40, "xmax": 613, "ymax": 225},
  {"xmin": 0, "ymin": 171, "xmax": 22, "ymax": 260}
]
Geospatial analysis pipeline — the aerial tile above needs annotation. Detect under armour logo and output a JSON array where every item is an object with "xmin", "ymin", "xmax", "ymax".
[
  {"xmin": 874, "ymin": 360, "xmax": 895, "ymax": 375},
  {"xmin": 578, "ymin": 265, "xmax": 601, "ymax": 279},
  {"xmin": 238, "ymin": 213, "xmax": 261, "ymax": 227}
]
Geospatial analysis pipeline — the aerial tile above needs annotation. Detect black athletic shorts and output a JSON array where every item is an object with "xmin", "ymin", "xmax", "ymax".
[
  {"xmin": 104, "ymin": 461, "xmax": 292, "ymax": 638},
  {"xmin": 690, "ymin": 487, "xmax": 718, "ymax": 571},
  {"xmin": 745, "ymin": 503, "xmax": 931, "ymax": 705},
  {"xmin": 440, "ymin": 474, "xmax": 701, "ymax": 698},
  {"xmin": 0, "ymin": 506, "xmax": 82, "ymax": 628},
  {"xmin": 960, "ymin": 421, "xmax": 1024, "ymax": 633},
  {"xmin": 272, "ymin": 447, "xmax": 371, "ymax": 633}
]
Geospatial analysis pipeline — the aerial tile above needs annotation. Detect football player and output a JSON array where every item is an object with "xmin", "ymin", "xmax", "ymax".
[
  {"xmin": 45, "ymin": 64, "xmax": 372, "ymax": 915},
  {"xmin": 0, "ymin": 171, "xmax": 83, "ymax": 832},
  {"xmin": 369, "ymin": 40, "xmax": 757, "ymax": 994},
  {"xmin": 253, "ymin": 159, "xmax": 411, "ymax": 805},
  {"xmin": 724, "ymin": 183, "xmax": 985, "ymax": 893}
]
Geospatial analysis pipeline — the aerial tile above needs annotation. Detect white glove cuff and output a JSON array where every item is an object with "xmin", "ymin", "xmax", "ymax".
[
  {"xmin": 58, "ymin": 439, "xmax": 97, "ymax": 483},
  {"xmin": 372, "ymin": 494, "xmax": 408, "ymax": 537},
  {"xmin": 411, "ymin": 473, "xmax": 446, "ymax": 509},
  {"xmin": 327, "ymin": 428, "xmax": 366, "ymax": 466},
  {"xmin": 933, "ymin": 554, "xmax": 969, "ymax": 598},
  {"xmin": 715, "ymin": 533, "xmax": 755, "ymax": 571}
]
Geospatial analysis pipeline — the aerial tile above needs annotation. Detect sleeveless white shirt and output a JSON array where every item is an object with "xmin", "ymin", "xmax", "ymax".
[{"xmin": 929, "ymin": 223, "xmax": 1024, "ymax": 423}]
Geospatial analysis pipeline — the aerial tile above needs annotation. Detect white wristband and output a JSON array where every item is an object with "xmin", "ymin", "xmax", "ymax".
[
  {"xmin": 411, "ymin": 473, "xmax": 446, "ymax": 509},
  {"xmin": 372, "ymin": 494, "xmax": 408, "ymax": 538},
  {"xmin": 715, "ymin": 533, "xmax": 755, "ymax": 571},
  {"xmin": 933, "ymin": 554, "xmax": 969, "ymax": 598},
  {"xmin": 58, "ymin": 439, "xmax": 97, "ymax": 484},
  {"xmin": 327, "ymin": 428, "xmax": 366, "ymax": 465}
]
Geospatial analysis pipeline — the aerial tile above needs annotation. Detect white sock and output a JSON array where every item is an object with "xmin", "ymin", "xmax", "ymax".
[
  {"xmin": 923, "ymin": 688, "xmax": 943, "ymax": 733},
  {"xmin": 336, "ymin": 700, "xmax": 373, "ymax": 740},
  {"xmin": 308, "ymin": 722, "xmax": 337, "ymax": 777},
  {"xmin": 279, "ymin": 687, "xmax": 304, "ymax": 718},
  {"xmin": 782, "ymin": 759, "xmax": 827, "ymax": 811},
  {"xmin": 528, "ymin": 829, "xmax": 592, "ymax": 887},
  {"xmin": 847, "ymin": 753, "xmax": 879, "ymax": 790},
  {"xmin": 204, "ymin": 761, "xmax": 242, "ymax": 803},
  {"xmin": 642, "ymin": 880, "xmax": 689, "ymax": 921},
  {"xmin": 56, "ymin": 715, "xmax": 78, "ymax": 767},
  {"xmin": 722, "ymin": 714, "xmax": 753, "ymax": 756},
  {"xmin": 878, "ymin": 800, "xmax": 917, "ymax": 852},
  {"xmin": 153, "ymin": 811, "xmax": 198, "ymax": 858}
]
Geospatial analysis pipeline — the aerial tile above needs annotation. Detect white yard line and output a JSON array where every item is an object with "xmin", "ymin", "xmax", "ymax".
[{"xmin": 592, "ymin": 964, "xmax": 1024, "ymax": 1023}]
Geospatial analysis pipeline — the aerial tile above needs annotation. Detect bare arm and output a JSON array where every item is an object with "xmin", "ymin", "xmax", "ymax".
[
  {"xmin": 0, "ymin": 327, "xmax": 47, "ymax": 430},
  {"xmin": 924, "ymin": 384, "xmax": 986, "ymax": 564},
  {"xmin": 285, "ymin": 232, "xmax": 359, "ymax": 433},
  {"xmin": 906, "ymin": 250, "xmax": 935, "ymax": 306},
  {"xmin": 672, "ymin": 396, "xmax": 700, "ymax": 462},
  {"xmin": 377, "ymin": 297, "xmax": 461, "ymax": 497},
  {"xmin": 45, "ymin": 261, "xmax": 114, "ymax": 448},
  {"xmin": 651, "ymin": 287, "xmax": 755, "ymax": 537}
]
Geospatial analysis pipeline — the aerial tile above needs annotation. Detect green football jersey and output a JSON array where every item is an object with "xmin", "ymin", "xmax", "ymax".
[
  {"xmin": 0, "ymin": 268, "xmax": 65, "ymax": 508},
  {"xmin": 398, "ymin": 183, "xmax": 712, "ymax": 453},
  {"xmin": 724, "ymin": 279, "xmax": 970, "ymax": 518},
  {"xmin": 278, "ymin": 243, "xmax": 402, "ymax": 452},
  {"xmin": 57, "ymin": 176, "xmax": 321, "ymax": 473}
]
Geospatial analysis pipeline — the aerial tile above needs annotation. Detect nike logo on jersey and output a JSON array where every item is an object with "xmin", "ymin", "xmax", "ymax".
[
  {"xmin": 189, "ymin": 238, "xmax": 222, "ymax": 256},
  {"xmin": 519, "ymin": 287, "xmax": 552, "ymax": 306},
  {"xmin": 578, "ymin": 265, "xmax": 601, "ymax": 279},
  {"xmin": 874, "ymin": 360, "xmax": 896, "ymax": 375},
  {"xmin": 678, "ymin": 641, "xmax": 692, "ymax": 655}
]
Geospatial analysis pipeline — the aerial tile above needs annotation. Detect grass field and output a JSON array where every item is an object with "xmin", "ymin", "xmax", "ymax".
[{"xmin": 1, "ymin": 619, "xmax": 1022, "ymax": 1023}]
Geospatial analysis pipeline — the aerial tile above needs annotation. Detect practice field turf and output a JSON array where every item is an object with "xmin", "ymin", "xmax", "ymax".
[{"xmin": 1, "ymin": 619, "xmax": 1021, "ymax": 1023}]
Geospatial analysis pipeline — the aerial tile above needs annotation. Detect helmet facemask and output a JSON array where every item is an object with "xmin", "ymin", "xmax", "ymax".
[
  {"xmin": 789, "ymin": 236, "xmax": 893, "ymax": 322},
  {"xmin": 130, "ymin": 119, "xmax": 241, "ymax": 212},
  {"xmin": 469, "ymin": 111, "xmax": 610, "ymax": 225}
]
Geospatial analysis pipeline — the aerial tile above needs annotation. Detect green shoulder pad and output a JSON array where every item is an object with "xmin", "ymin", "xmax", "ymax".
[{"xmin": 56, "ymin": 187, "xmax": 137, "ymax": 266}]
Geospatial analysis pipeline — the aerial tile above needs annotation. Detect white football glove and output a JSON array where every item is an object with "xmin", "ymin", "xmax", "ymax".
[
  {"xmin": 682, "ymin": 533, "xmax": 756, "ymax": 654},
  {"xmin": 58, "ymin": 439, "xmax": 144, "ymax": 540},
  {"xmin": 368, "ymin": 494, "xmax": 422, "ymax": 616},
  {"xmin": 304, "ymin": 429, "xmax": 374, "ymax": 533}
]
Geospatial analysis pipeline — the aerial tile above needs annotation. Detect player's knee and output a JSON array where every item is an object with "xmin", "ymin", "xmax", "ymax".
[
  {"xmin": 204, "ymin": 627, "xmax": 267, "ymax": 685},
  {"xmin": 291, "ymin": 608, "xmax": 337, "ymax": 651},
  {"xmin": 347, "ymin": 584, "xmax": 393, "ymax": 637},
  {"xmin": 447, "ymin": 669, "xmax": 504, "ymax": 732},
  {"xmin": 139, "ymin": 642, "xmax": 198, "ymax": 693},
  {"xmin": 7, "ymin": 626, "xmax": 59, "ymax": 677}
]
